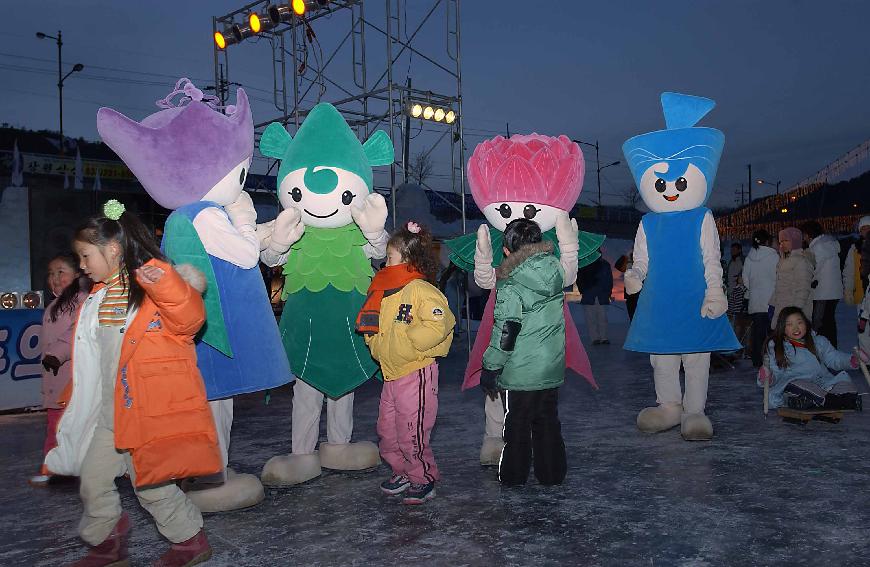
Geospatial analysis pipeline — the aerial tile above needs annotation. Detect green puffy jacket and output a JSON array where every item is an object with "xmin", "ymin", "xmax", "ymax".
[{"xmin": 483, "ymin": 241, "xmax": 566, "ymax": 391}]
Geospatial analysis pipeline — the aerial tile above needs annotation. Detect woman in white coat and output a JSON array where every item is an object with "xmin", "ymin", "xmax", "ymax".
[
  {"xmin": 802, "ymin": 221, "xmax": 844, "ymax": 347},
  {"xmin": 741, "ymin": 229, "xmax": 778, "ymax": 367},
  {"xmin": 770, "ymin": 227, "xmax": 814, "ymax": 329}
]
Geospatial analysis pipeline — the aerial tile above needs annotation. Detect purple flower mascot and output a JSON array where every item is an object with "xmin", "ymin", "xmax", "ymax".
[{"xmin": 97, "ymin": 79, "xmax": 293, "ymax": 511}]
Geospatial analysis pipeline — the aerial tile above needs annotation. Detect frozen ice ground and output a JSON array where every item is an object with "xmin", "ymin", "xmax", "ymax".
[{"xmin": 2, "ymin": 302, "xmax": 869, "ymax": 566}]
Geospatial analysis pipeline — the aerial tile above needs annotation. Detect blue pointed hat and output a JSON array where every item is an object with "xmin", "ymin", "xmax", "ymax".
[{"xmin": 622, "ymin": 92, "xmax": 724, "ymax": 203}]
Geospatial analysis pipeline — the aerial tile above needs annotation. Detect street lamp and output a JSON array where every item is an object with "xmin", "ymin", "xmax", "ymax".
[
  {"xmin": 756, "ymin": 178, "xmax": 781, "ymax": 196},
  {"xmin": 571, "ymin": 138, "xmax": 622, "ymax": 215},
  {"xmin": 36, "ymin": 30, "xmax": 85, "ymax": 155}
]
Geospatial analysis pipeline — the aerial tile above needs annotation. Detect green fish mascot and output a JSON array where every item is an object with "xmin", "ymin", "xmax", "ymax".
[{"xmin": 257, "ymin": 103, "xmax": 394, "ymax": 485}]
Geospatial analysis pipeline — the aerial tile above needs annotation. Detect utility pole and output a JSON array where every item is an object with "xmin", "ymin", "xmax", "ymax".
[
  {"xmin": 734, "ymin": 183, "xmax": 746, "ymax": 206},
  {"xmin": 747, "ymin": 163, "xmax": 752, "ymax": 203},
  {"xmin": 571, "ymin": 139, "xmax": 605, "ymax": 216},
  {"xmin": 595, "ymin": 142, "xmax": 602, "ymax": 213},
  {"xmin": 402, "ymin": 77, "xmax": 411, "ymax": 184},
  {"xmin": 36, "ymin": 30, "xmax": 84, "ymax": 156},
  {"xmin": 56, "ymin": 30, "xmax": 63, "ymax": 154}
]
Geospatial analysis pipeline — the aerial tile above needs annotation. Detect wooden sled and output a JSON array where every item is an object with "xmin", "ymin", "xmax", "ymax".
[{"xmin": 777, "ymin": 407, "xmax": 853, "ymax": 425}]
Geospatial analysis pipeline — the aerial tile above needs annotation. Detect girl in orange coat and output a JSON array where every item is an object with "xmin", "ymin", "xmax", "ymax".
[{"xmin": 46, "ymin": 200, "xmax": 221, "ymax": 567}]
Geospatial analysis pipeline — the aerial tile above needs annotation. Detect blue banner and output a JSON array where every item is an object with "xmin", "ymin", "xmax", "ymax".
[{"xmin": 0, "ymin": 309, "xmax": 44, "ymax": 410}]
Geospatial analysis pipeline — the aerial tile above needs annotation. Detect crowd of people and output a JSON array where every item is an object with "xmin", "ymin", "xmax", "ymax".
[{"xmin": 20, "ymin": 83, "xmax": 869, "ymax": 567}]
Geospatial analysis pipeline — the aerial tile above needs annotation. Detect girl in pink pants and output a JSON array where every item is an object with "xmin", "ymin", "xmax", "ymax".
[{"xmin": 357, "ymin": 222, "xmax": 455, "ymax": 504}]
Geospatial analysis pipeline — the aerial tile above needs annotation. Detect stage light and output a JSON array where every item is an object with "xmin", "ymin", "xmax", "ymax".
[
  {"xmin": 780, "ymin": 207, "xmax": 789, "ymax": 213},
  {"xmin": 407, "ymin": 101, "xmax": 456, "ymax": 124},
  {"xmin": 214, "ymin": 29, "xmax": 239, "ymax": 49},
  {"xmin": 22, "ymin": 291, "xmax": 42, "ymax": 309},
  {"xmin": 249, "ymin": 12, "xmax": 262, "ymax": 33},
  {"xmin": 232, "ymin": 22, "xmax": 255, "ymax": 42},
  {"xmin": 269, "ymin": 3, "xmax": 294, "ymax": 23},
  {"xmin": 0, "ymin": 292, "xmax": 18, "ymax": 309}
]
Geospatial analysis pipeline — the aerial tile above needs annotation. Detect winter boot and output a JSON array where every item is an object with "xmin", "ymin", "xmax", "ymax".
[
  {"xmin": 184, "ymin": 468, "xmax": 264, "ymax": 513},
  {"xmin": 151, "ymin": 529, "xmax": 212, "ymax": 567},
  {"xmin": 681, "ymin": 413, "xmax": 714, "ymax": 441},
  {"xmin": 261, "ymin": 452, "xmax": 322, "ymax": 486},
  {"xmin": 823, "ymin": 381, "xmax": 862, "ymax": 411},
  {"xmin": 636, "ymin": 404, "xmax": 682, "ymax": 433},
  {"xmin": 68, "ymin": 512, "xmax": 131, "ymax": 567},
  {"xmin": 784, "ymin": 380, "xmax": 826, "ymax": 409},
  {"xmin": 319, "ymin": 441, "xmax": 380, "ymax": 471}
]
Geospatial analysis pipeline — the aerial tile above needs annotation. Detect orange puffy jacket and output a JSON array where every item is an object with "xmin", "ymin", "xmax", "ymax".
[{"xmin": 50, "ymin": 259, "xmax": 222, "ymax": 488}]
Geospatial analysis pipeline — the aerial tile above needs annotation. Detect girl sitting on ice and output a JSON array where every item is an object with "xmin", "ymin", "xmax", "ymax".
[{"xmin": 759, "ymin": 306, "xmax": 868, "ymax": 410}]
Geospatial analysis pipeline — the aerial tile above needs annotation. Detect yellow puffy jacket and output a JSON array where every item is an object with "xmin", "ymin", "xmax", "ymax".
[{"xmin": 365, "ymin": 279, "xmax": 455, "ymax": 380}]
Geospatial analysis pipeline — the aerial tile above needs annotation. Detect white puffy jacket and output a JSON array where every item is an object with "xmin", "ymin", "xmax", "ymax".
[
  {"xmin": 741, "ymin": 245, "xmax": 778, "ymax": 314},
  {"xmin": 808, "ymin": 234, "xmax": 844, "ymax": 301}
]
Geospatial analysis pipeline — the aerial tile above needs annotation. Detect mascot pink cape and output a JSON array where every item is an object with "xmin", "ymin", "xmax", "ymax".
[{"xmin": 444, "ymin": 133, "xmax": 604, "ymax": 464}]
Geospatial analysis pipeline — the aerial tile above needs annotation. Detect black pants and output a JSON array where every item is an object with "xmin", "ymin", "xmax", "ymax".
[
  {"xmin": 499, "ymin": 388, "xmax": 567, "ymax": 486},
  {"xmin": 749, "ymin": 312, "xmax": 770, "ymax": 367},
  {"xmin": 812, "ymin": 299, "xmax": 839, "ymax": 347},
  {"xmin": 626, "ymin": 291, "xmax": 640, "ymax": 321}
]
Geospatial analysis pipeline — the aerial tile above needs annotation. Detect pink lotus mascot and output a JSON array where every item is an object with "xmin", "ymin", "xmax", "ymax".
[{"xmin": 445, "ymin": 133, "xmax": 604, "ymax": 465}]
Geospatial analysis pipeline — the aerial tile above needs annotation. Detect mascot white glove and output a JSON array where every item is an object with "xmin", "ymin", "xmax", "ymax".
[
  {"xmin": 555, "ymin": 212, "xmax": 579, "ymax": 287},
  {"xmin": 623, "ymin": 269, "xmax": 643, "ymax": 295},
  {"xmin": 701, "ymin": 286, "xmax": 728, "ymax": 319},
  {"xmin": 351, "ymin": 192, "xmax": 388, "ymax": 238},
  {"xmin": 271, "ymin": 207, "xmax": 305, "ymax": 250},
  {"xmin": 225, "ymin": 190, "xmax": 257, "ymax": 230},
  {"xmin": 474, "ymin": 224, "xmax": 497, "ymax": 290},
  {"xmin": 352, "ymin": 193, "xmax": 389, "ymax": 258},
  {"xmin": 256, "ymin": 220, "xmax": 275, "ymax": 251}
]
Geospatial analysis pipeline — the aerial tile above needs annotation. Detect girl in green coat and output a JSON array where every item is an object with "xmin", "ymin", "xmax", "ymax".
[{"xmin": 481, "ymin": 219, "xmax": 568, "ymax": 486}]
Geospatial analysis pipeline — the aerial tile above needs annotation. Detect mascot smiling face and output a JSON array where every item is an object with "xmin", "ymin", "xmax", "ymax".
[
  {"xmin": 259, "ymin": 103, "xmax": 394, "ymax": 229},
  {"xmin": 623, "ymin": 92, "xmax": 724, "ymax": 214}
]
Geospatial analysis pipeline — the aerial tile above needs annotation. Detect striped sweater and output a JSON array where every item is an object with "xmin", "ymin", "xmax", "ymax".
[{"xmin": 98, "ymin": 270, "xmax": 129, "ymax": 327}]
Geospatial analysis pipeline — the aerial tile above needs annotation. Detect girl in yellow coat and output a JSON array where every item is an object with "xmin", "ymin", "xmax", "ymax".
[{"xmin": 356, "ymin": 222, "xmax": 455, "ymax": 504}]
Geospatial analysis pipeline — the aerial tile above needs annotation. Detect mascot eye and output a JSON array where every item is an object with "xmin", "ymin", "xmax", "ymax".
[
  {"xmin": 239, "ymin": 168, "xmax": 247, "ymax": 185},
  {"xmin": 523, "ymin": 204, "xmax": 541, "ymax": 219},
  {"xmin": 498, "ymin": 203, "xmax": 512, "ymax": 219},
  {"xmin": 654, "ymin": 178, "xmax": 667, "ymax": 193},
  {"xmin": 291, "ymin": 187, "xmax": 302, "ymax": 202},
  {"xmin": 341, "ymin": 190, "xmax": 355, "ymax": 205},
  {"xmin": 675, "ymin": 177, "xmax": 688, "ymax": 192}
]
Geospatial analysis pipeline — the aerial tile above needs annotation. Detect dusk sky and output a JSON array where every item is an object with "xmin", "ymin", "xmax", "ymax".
[{"xmin": 1, "ymin": 1, "xmax": 868, "ymax": 208}]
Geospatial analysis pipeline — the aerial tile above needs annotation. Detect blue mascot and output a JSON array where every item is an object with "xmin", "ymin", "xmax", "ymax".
[{"xmin": 622, "ymin": 92, "xmax": 740, "ymax": 441}]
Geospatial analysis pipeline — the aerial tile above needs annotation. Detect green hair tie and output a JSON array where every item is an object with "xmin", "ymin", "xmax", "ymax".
[{"xmin": 103, "ymin": 199, "xmax": 125, "ymax": 221}]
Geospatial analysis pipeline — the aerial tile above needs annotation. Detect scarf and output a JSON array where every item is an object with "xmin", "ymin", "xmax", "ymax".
[
  {"xmin": 355, "ymin": 264, "xmax": 424, "ymax": 335},
  {"xmin": 788, "ymin": 338, "xmax": 807, "ymax": 349}
]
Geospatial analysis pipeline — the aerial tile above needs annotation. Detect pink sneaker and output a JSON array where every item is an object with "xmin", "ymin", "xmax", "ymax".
[
  {"xmin": 151, "ymin": 529, "xmax": 212, "ymax": 567},
  {"xmin": 67, "ymin": 512, "xmax": 131, "ymax": 567}
]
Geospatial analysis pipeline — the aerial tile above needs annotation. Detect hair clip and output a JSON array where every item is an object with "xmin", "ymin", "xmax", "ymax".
[
  {"xmin": 407, "ymin": 221, "xmax": 421, "ymax": 234},
  {"xmin": 103, "ymin": 199, "xmax": 125, "ymax": 221}
]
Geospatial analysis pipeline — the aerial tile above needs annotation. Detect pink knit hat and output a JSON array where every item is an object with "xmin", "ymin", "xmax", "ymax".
[
  {"xmin": 467, "ymin": 134, "xmax": 585, "ymax": 211},
  {"xmin": 778, "ymin": 227, "xmax": 803, "ymax": 251}
]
